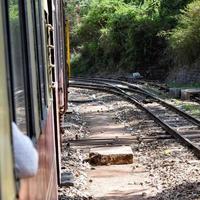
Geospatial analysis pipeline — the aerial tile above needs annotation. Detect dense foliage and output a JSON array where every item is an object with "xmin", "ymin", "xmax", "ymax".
[
  {"xmin": 66, "ymin": 0, "xmax": 200, "ymax": 77},
  {"xmin": 169, "ymin": 0, "xmax": 200, "ymax": 65}
]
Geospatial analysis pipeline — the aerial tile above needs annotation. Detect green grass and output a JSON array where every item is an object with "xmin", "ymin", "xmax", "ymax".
[
  {"xmin": 142, "ymin": 85, "xmax": 169, "ymax": 99},
  {"xmin": 143, "ymin": 85, "xmax": 200, "ymax": 118},
  {"xmin": 182, "ymin": 104, "xmax": 200, "ymax": 117},
  {"xmin": 173, "ymin": 101, "xmax": 200, "ymax": 118}
]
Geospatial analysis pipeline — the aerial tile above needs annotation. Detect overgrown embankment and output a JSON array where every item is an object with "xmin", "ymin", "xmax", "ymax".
[
  {"xmin": 66, "ymin": 0, "xmax": 200, "ymax": 82},
  {"xmin": 167, "ymin": 0, "xmax": 200, "ymax": 84}
]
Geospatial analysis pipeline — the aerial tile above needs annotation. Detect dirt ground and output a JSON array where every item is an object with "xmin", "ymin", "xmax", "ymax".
[{"xmin": 59, "ymin": 88, "xmax": 200, "ymax": 200}]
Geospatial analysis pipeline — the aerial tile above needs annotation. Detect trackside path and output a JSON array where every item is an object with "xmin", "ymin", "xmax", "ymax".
[{"xmin": 59, "ymin": 88, "xmax": 200, "ymax": 200}]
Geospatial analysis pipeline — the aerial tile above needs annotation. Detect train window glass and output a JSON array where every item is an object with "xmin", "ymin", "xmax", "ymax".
[
  {"xmin": 32, "ymin": 0, "xmax": 47, "ymax": 118},
  {"xmin": 30, "ymin": 0, "xmax": 43, "ymax": 121},
  {"xmin": 7, "ymin": 0, "xmax": 27, "ymax": 133},
  {"xmin": 23, "ymin": 0, "xmax": 41, "ymax": 138}
]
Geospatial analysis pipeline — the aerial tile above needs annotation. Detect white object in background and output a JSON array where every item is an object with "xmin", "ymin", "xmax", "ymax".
[
  {"xmin": 12, "ymin": 122, "xmax": 39, "ymax": 178},
  {"xmin": 132, "ymin": 72, "xmax": 142, "ymax": 79}
]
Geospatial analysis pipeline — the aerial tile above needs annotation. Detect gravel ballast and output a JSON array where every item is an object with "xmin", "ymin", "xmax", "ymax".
[{"xmin": 59, "ymin": 88, "xmax": 200, "ymax": 200}]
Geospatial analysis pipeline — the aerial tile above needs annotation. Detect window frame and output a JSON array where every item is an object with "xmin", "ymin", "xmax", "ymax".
[
  {"xmin": 6, "ymin": 0, "xmax": 32, "ymax": 137},
  {"xmin": 6, "ymin": 0, "xmax": 56, "ymax": 141},
  {"xmin": 21, "ymin": 0, "xmax": 42, "ymax": 139},
  {"xmin": 31, "ymin": 0, "xmax": 48, "ymax": 124},
  {"xmin": 6, "ymin": 0, "xmax": 47, "ymax": 140}
]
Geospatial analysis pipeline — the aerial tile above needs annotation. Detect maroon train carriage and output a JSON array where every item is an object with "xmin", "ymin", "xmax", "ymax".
[{"xmin": 0, "ymin": 0, "xmax": 68, "ymax": 199}]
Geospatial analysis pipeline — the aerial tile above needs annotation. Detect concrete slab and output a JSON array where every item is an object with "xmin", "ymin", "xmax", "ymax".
[
  {"xmin": 181, "ymin": 89, "xmax": 200, "ymax": 100},
  {"xmin": 89, "ymin": 165, "xmax": 157, "ymax": 200},
  {"xmin": 90, "ymin": 146, "xmax": 133, "ymax": 155},
  {"xmin": 89, "ymin": 146, "xmax": 133, "ymax": 165}
]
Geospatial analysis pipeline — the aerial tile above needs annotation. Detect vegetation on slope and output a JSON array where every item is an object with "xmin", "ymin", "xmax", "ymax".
[
  {"xmin": 65, "ymin": 0, "xmax": 200, "ymax": 78},
  {"xmin": 169, "ymin": 0, "xmax": 200, "ymax": 65}
]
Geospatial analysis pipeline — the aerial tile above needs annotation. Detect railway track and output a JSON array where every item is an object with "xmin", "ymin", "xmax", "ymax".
[
  {"xmin": 193, "ymin": 96, "xmax": 200, "ymax": 104},
  {"xmin": 70, "ymin": 78, "xmax": 200, "ymax": 158}
]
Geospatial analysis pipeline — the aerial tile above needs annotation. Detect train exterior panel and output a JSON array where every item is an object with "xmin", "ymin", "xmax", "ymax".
[
  {"xmin": 0, "ymin": 0, "xmax": 68, "ymax": 199},
  {"xmin": 19, "ymin": 105, "xmax": 57, "ymax": 200}
]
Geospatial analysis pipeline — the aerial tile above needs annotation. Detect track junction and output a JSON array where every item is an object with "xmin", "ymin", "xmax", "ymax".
[{"xmin": 70, "ymin": 78, "xmax": 200, "ymax": 158}]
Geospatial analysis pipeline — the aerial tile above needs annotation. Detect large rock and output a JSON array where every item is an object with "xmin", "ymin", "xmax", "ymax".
[
  {"xmin": 89, "ymin": 146, "xmax": 133, "ymax": 166},
  {"xmin": 181, "ymin": 89, "xmax": 200, "ymax": 100}
]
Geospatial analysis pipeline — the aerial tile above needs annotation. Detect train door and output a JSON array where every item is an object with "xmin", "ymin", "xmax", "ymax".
[
  {"xmin": 0, "ymin": 1, "xmax": 16, "ymax": 199},
  {"xmin": 54, "ymin": 0, "xmax": 67, "ymax": 113},
  {"xmin": 44, "ymin": 0, "xmax": 62, "ymax": 184},
  {"xmin": 51, "ymin": 0, "xmax": 69, "ymax": 185}
]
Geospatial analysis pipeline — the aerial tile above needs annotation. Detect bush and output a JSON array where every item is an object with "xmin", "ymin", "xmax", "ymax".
[
  {"xmin": 169, "ymin": 0, "xmax": 200, "ymax": 65},
  {"xmin": 69, "ymin": 0, "xmax": 197, "ymax": 77},
  {"xmin": 73, "ymin": 0, "xmax": 165, "ymax": 74}
]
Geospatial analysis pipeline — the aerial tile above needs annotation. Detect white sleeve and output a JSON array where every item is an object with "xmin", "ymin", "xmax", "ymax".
[{"xmin": 12, "ymin": 122, "xmax": 39, "ymax": 178}]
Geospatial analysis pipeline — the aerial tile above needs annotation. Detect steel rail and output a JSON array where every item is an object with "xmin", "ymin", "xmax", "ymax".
[
  {"xmin": 70, "ymin": 80, "xmax": 200, "ymax": 158},
  {"xmin": 72, "ymin": 77, "xmax": 200, "ymax": 126},
  {"xmin": 193, "ymin": 96, "xmax": 200, "ymax": 104}
]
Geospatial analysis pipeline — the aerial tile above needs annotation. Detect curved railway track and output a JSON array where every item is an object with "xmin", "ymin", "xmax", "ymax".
[
  {"xmin": 72, "ymin": 77, "xmax": 200, "ymax": 124},
  {"xmin": 70, "ymin": 78, "xmax": 200, "ymax": 158}
]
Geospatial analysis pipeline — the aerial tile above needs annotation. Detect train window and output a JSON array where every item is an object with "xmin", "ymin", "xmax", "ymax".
[
  {"xmin": 31, "ymin": 0, "xmax": 44, "ymax": 121},
  {"xmin": 32, "ymin": 0, "xmax": 47, "ymax": 120},
  {"xmin": 7, "ymin": 0, "xmax": 27, "ymax": 133},
  {"xmin": 7, "ymin": 0, "xmax": 43, "ymax": 138},
  {"xmin": 22, "ymin": 0, "xmax": 41, "ymax": 138}
]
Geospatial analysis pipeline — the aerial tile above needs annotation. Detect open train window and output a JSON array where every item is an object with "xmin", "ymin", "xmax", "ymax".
[{"xmin": 7, "ymin": 0, "xmax": 28, "ymax": 134}]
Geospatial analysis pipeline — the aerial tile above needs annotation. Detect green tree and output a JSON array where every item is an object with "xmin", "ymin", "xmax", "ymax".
[{"xmin": 169, "ymin": 0, "xmax": 200, "ymax": 65}]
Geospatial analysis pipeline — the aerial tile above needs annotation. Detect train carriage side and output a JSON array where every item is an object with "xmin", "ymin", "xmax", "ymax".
[
  {"xmin": 0, "ymin": 2, "xmax": 16, "ymax": 200},
  {"xmin": 0, "ymin": 0, "xmax": 68, "ymax": 199}
]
